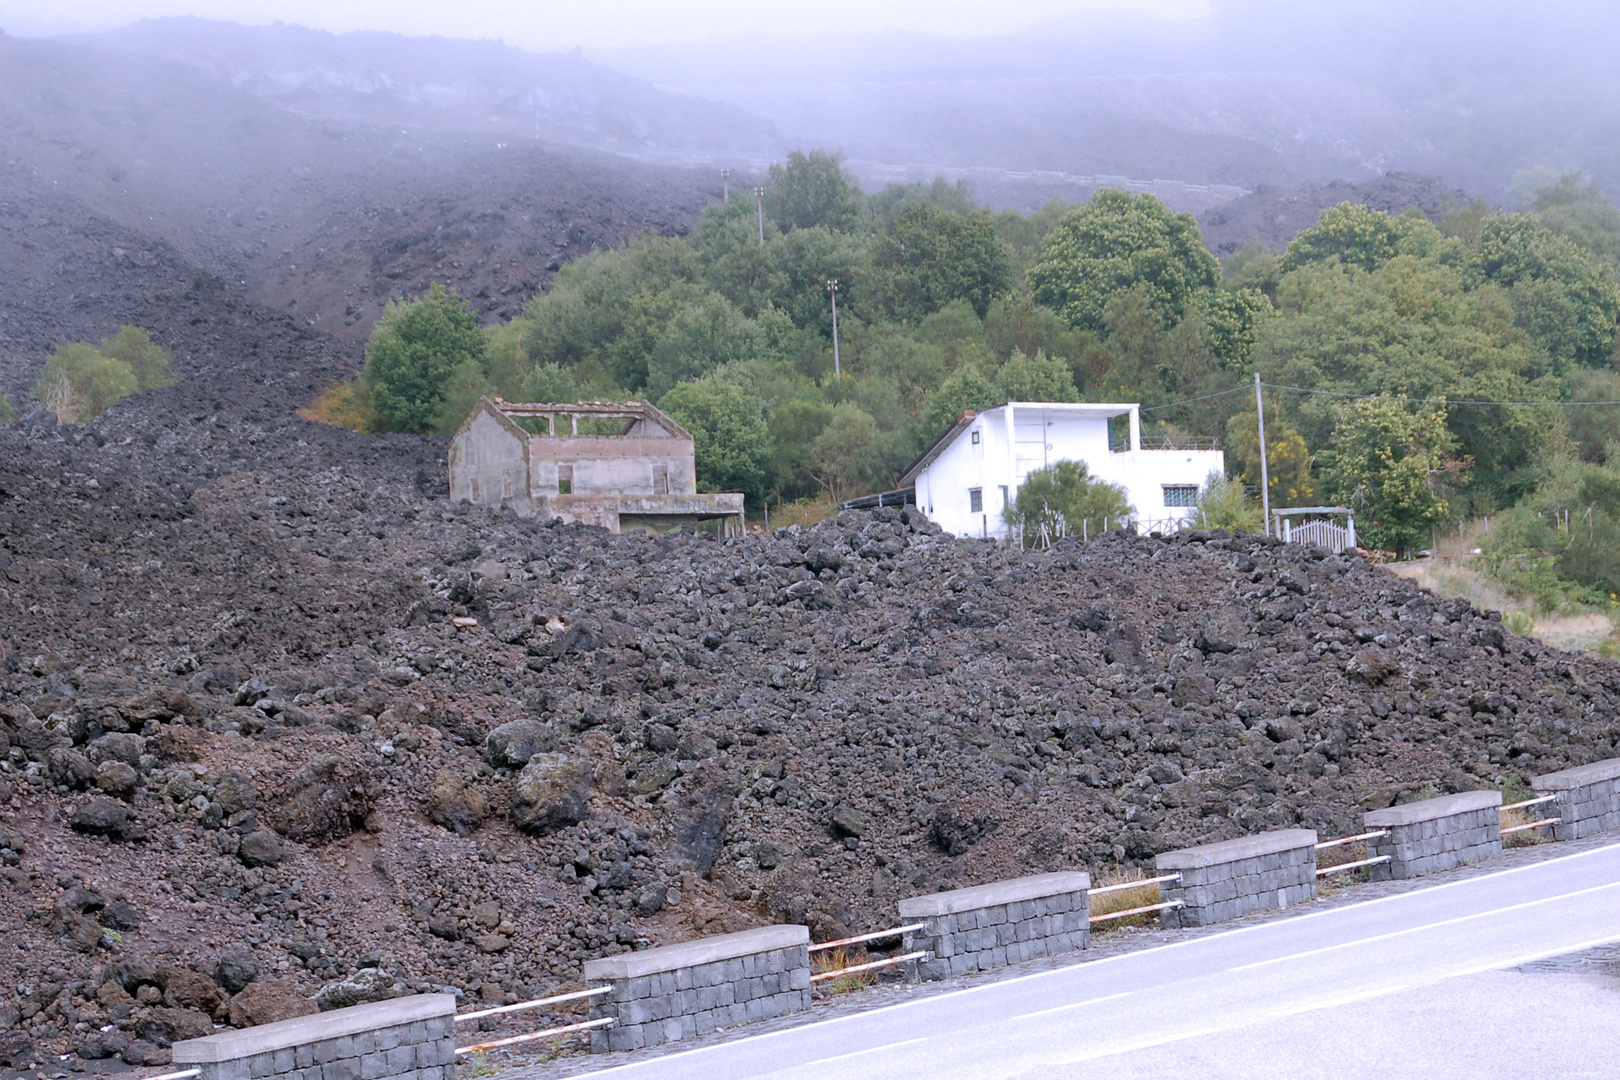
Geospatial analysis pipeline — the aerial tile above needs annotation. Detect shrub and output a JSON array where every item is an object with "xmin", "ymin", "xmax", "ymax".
[
  {"xmin": 1004, "ymin": 459, "xmax": 1134, "ymax": 545},
  {"xmin": 1193, "ymin": 470, "xmax": 1263, "ymax": 533},
  {"xmin": 99, "ymin": 325, "xmax": 174, "ymax": 390},
  {"xmin": 299, "ymin": 380, "xmax": 382, "ymax": 433},
  {"xmin": 34, "ymin": 342, "xmax": 138, "ymax": 424},
  {"xmin": 0, "ymin": 391, "xmax": 12, "ymax": 423}
]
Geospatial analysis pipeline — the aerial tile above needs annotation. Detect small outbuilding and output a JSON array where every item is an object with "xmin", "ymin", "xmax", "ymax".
[{"xmin": 448, "ymin": 398, "xmax": 745, "ymax": 534}]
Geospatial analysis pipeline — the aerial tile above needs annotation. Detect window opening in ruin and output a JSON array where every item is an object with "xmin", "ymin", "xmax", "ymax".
[
  {"xmin": 652, "ymin": 464, "xmax": 669, "ymax": 494},
  {"xmin": 502, "ymin": 473, "xmax": 513, "ymax": 500},
  {"xmin": 470, "ymin": 477, "xmax": 481, "ymax": 502},
  {"xmin": 1163, "ymin": 485, "xmax": 1198, "ymax": 507},
  {"xmin": 558, "ymin": 464, "xmax": 574, "ymax": 495},
  {"xmin": 969, "ymin": 487, "xmax": 983, "ymax": 513},
  {"xmin": 971, "ymin": 430, "xmax": 980, "ymax": 444}
]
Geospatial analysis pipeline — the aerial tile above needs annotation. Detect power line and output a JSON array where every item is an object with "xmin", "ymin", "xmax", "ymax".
[
  {"xmin": 1139, "ymin": 385, "xmax": 1250, "ymax": 412},
  {"xmin": 1259, "ymin": 382, "xmax": 1620, "ymax": 407}
]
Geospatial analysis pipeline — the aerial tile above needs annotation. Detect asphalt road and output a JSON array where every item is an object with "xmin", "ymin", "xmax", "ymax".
[{"xmin": 572, "ymin": 842, "xmax": 1620, "ymax": 1080}]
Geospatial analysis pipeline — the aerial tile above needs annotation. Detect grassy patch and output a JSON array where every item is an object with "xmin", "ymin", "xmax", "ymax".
[
  {"xmin": 762, "ymin": 497, "xmax": 838, "ymax": 530},
  {"xmin": 811, "ymin": 946, "xmax": 877, "ymax": 993},
  {"xmin": 1087, "ymin": 870, "xmax": 1163, "ymax": 931}
]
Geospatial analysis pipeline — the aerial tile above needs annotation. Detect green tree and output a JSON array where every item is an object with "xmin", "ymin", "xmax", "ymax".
[
  {"xmin": 1476, "ymin": 214, "xmax": 1620, "ymax": 367},
  {"xmin": 811, "ymin": 403, "xmax": 889, "ymax": 501},
  {"xmin": 98, "ymin": 326, "xmax": 174, "ymax": 390},
  {"xmin": 868, "ymin": 178, "xmax": 978, "ymax": 228},
  {"xmin": 763, "ymin": 150, "xmax": 864, "ymax": 234},
  {"xmin": 996, "ymin": 349, "xmax": 1077, "ymax": 402},
  {"xmin": 756, "ymin": 226, "xmax": 868, "ymax": 336},
  {"xmin": 34, "ymin": 342, "xmax": 138, "ymax": 424},
  {"xmin": 1319, "ymin": 396, "xmax": 1457, "ymax": 557},
  {"xmin": 659, "ymin": 373, "xmax": 769, "ymax": 498},
  {"xmin": 866, "ymin": 203, "xmax": 1014, "ymax": 321},
  {"xmin": 1201, "ymin": 287, "xmax": 1274, "ymax": 369},
  {"xmin": 647, "ymin": 293, "xmax": 764, "ymax": 399},
  {"xmin": 1280, "ymin": 203, "xmax": 1403, "ymax": 273},
  {"xmin": 920, "ymin": 363, "xmax": 1001, "ymax": 441},
  {"xmin": 520, "ymin": 363, "xmax": 586, "ymax": 404},
  {"xmin": 1028, "ymin": 190, "xmax": 1218, "ymax": 333},
  {"xmin": 1225, "ymin": 407, "xmax": 1315, "ymax": 507},
  {"xmin": 365, "ymin": 284, "xmax": 488, "ymax": 434},
  {"xmin": 0, "ymin": 390, "xmax": 13, "ymax": 423},
  {"xmin": 766, "ymin": 396, "xmax": 833, "ymax": 499},
  {"xmin": 1192, "ymin": 470, "xmax": 1264, "ymax": 533},
  {"xmin": 1004, "ymin": 460, "xmax": 1134, "ymax": 544},
  {"xmin": 1534, "ymin": 174, "xmax": 1620, "ymax": 269}
]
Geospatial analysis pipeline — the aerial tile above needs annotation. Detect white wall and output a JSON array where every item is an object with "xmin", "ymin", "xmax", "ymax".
[{"xmin": 917, "ymin": 405, "xmax": 1225, "ymax": 539}]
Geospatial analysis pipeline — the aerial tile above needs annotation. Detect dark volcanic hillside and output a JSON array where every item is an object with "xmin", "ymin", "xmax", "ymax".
[{"xmin": 0, "ymin": 30, "xmax": 719, "ymax": 348}]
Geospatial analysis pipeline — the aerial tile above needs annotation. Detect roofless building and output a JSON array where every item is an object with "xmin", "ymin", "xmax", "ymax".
[{"xmin": 448, "ymin": 398, "xmax": 745, "ymax": 535}]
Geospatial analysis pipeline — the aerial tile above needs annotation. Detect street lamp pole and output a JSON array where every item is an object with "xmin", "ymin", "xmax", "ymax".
[
  {"xmin": 827, "ymin": 279, "xmax": 842, "ymax": 380},
  {"xmin": 720, "ymin": 168, "xmax": 731, "ymax": 203},
  {"xmin": 753, "ymin": 186, "xmax": 766, "ymax": 247}
]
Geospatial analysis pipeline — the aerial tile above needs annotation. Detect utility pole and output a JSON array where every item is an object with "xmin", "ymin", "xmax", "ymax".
[
  {"xmin": 827, "ymin": 279, "xmax": 842, "ymax": 379},
  {"xmin": 1254, "ymin": 372, "xmax": 1271, "ymax": 538},
  {"xmin": 720, "ymin": 168, "xmax": 731, "ymax": 203},
  {"xmin": 753, "ymin": 186, "xmax": 766, "ymax": 247}
]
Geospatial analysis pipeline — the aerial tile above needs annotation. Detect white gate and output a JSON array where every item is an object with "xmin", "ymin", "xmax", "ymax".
[{"xmin": 1273, "ymin": 507, "xmax": 1357, "ymax": 554}]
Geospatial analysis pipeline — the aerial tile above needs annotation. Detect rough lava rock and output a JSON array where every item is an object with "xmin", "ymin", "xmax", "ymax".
[{"xmin": 510, "ymin": 753, "xmax": 592, "ymax": 835}]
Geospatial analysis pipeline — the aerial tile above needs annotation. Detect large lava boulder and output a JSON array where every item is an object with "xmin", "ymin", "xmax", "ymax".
[
  {"xmin": 484, "ymin": 719, "xmax": 555, "ymax": 768},
  {"xmin": 510, "ymin": 753, "xmax": 591, "ymax": 835}
]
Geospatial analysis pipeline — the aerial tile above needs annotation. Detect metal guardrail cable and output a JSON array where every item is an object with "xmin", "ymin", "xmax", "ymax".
[
  {"xmin": 1089, "ymin": 873, "xmax": 1181, "ymax": 896},
  {"xmin": 1502, "ymin": 817, "xmax": 1561, "ymax": 834},
  {"xmin": 809, "ymin": 924, "xmax": 927, "ymax": 952},
  {"xmin": 1314, "ymin": 830, "xmax": 1388, "ymax": 849},
  {"xmin": 1501, "ymin": 794, "xmax": 1559, "ymax": 812},
  {"xmin": 455, "ymin": 986, "xmax": 611, "ymax": 1021},
  {"xmin": 456, "ymin": 1016, "xmax": 615, "ymax": 1055},
  {"xmin": 146, "ymin": 1070, "xmax": 202, "ymax": 1080},
  {"xmin": 1315, "ymin": 856, "xmax": 1392, "ymax": 875},
  {"xmin": 809, "ymin": 951, "xmax": 930, "ymax": 981},
  {"xmin": 1091, "ymin": 899, "xmax": 1185, "ymax": 922}
]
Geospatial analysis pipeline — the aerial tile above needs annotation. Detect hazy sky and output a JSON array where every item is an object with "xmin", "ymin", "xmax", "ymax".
[{"xmin": 0, "ymin": 0, "xmax": 1207, "ymax": 49}]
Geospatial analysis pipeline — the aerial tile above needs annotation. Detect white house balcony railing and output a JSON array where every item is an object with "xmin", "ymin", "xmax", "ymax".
[{"xmin": 1109, "ymin": 435, "xmax": 1222, "ymax": 453}]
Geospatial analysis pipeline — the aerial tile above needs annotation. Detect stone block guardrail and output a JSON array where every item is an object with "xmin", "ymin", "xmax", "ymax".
[
  {"xmin": 899, "ymin": 871, "xmax": 1091, "ymax": 980},
  {"xmin": 172, "ymin": 995, "xmax": 456, "ymax": 1080},
  {"xmin": 1533, "ymin": 759, "xmax": 1620, "ymax": 840},
  {"xmin": 1155, "ymin": 830, "xmax": 1318, "ymax": 927},
  {"xmin": 1365, "ymin": 790, "xmax": 1502, "ymax": 880},
  {"xmin": 583, "ymin": 925, "xmax": 811, "ymax": 1053},
  {"xmin": 160, "ymin": 758, "xmax": 1620, "ymax": 1069}
]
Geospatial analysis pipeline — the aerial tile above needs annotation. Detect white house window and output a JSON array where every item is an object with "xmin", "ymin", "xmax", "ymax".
[
  {"xmin": 999, "ymin": 485, "xmax": 1009, "ymax": 507},
  {"xmin": 1163, "ymin": 485, "xmax": 1198, "ymax": 507},
  {"xmin": 969, "ymin": 488, "xmax": 983, "ymax": 513},
  {"xmin": 970, "ymin": 430, "xmax": 980, "ymax": 445}
]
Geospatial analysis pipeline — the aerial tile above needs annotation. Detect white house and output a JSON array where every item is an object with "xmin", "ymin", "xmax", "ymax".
[{"xmin": 894, "ymin": 402, "xmax": 1225, "ymax": 540}]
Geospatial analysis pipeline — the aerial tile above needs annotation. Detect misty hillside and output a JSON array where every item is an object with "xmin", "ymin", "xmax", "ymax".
[
  {"xmin": 70, "ymin": 18, "xmax": 778, "ymax": 156},
  {"xmin": 598, "ymin": 1, "xmax": 1620, "ymax": 200}
]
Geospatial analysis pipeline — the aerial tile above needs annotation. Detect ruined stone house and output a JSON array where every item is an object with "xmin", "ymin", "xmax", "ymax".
[{"xmin": 448, "ymin": 398, "xmax": 745, "ymax": 534}]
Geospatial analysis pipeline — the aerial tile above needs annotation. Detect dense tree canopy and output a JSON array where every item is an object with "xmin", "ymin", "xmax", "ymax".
[
  {"xmin": 1028, "ymin": 190, "xmax": 1219, "ymax": 333},
  {"xmin": 365, "ymin": 284, "xmax": 488, "ymax": 434}
]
